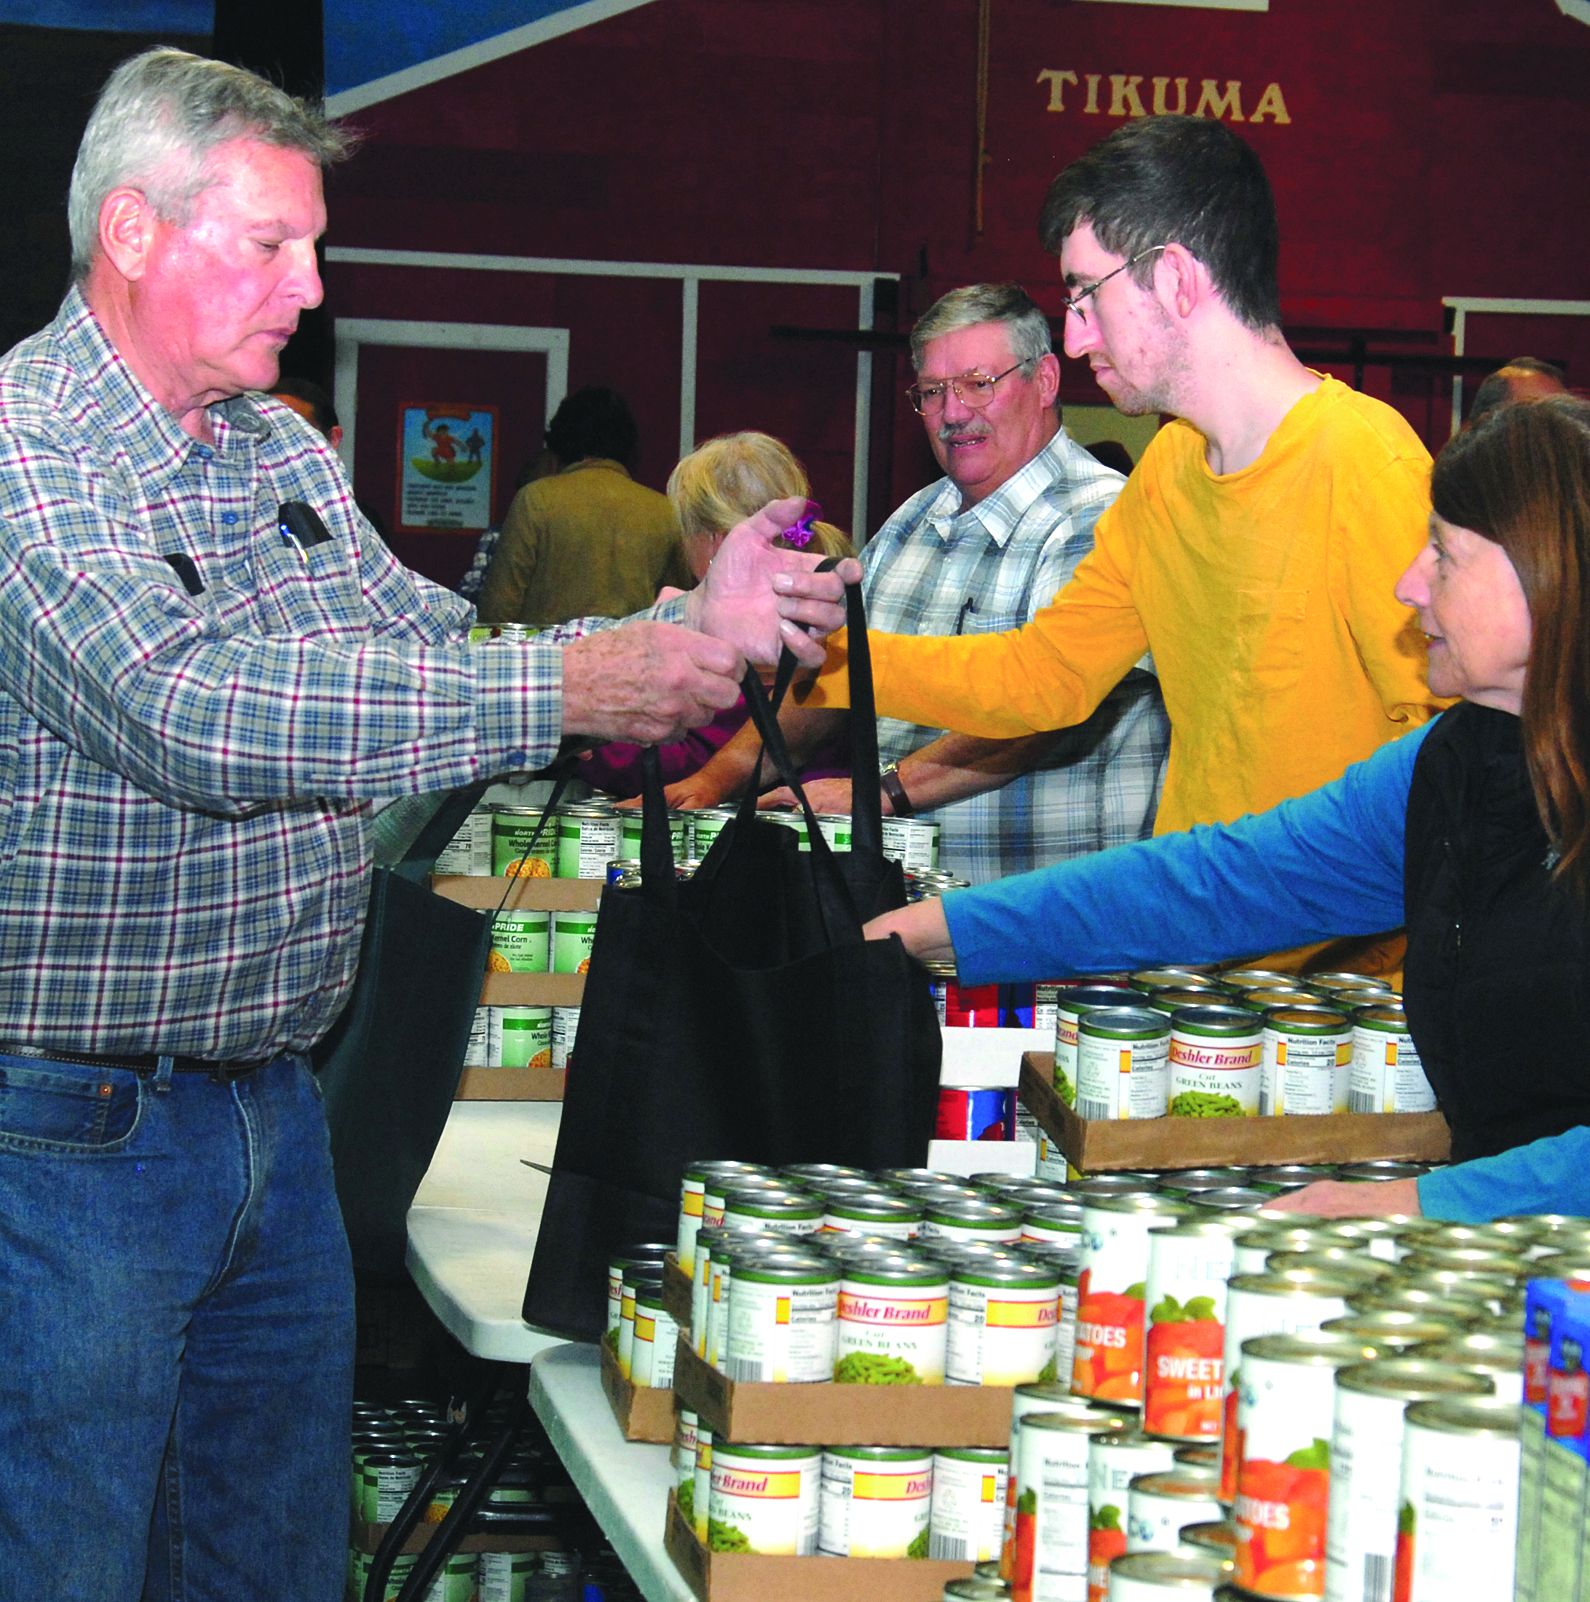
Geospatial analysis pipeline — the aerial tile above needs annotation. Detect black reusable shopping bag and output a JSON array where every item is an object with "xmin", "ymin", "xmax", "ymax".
[
  {"xmin": 314, "ymin": 781, "xmax": 561, "ymax": 1280},
  {"xmin": 522, "ymin": 577, "xmax": 942, "ymax": 1341}
]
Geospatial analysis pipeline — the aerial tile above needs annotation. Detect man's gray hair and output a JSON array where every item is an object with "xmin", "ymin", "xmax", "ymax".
[
  {"xmin": 68, "ymin": 47, "xmax": 353, "ymax": 280},
  {"xmin": 908, "ymin": 282, "xmax": 1054, "ymax": 374}
]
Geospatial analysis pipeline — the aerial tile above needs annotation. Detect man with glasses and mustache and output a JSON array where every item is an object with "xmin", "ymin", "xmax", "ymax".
[
  {"xmin": 801, "ymin": 117, "xmax": 1445, "ymax": 970},
  {"xmin": 674, "ymin": 281, "xmax": 1169, "ymax": 884}
]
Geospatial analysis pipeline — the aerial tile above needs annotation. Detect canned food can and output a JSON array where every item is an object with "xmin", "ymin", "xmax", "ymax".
[
  {"xmin": 690, "ymin": 807, "xmax": 737, "ymax": 856},
  {"xmin": 709, "ymin": 1442, "xmax": 821, "ymax": 1555},
  {"xmin": 938, "ymin": 1085, "xmax": 1018, "ymax": 1142},
  {"xmin": 1258, "ymin": 1006, "xmax": 1352, "ymax": 1117},
  {"xmin": 1395, "ymin": 1395, "xmax": 1522, "ymax": 1601},
  {"xmin": 490, "ymin": 805, "xmax": 554, "ymax": 878},
  {"xmin": 1218, "ymin": 1273, "xmax": 1364, "ymax": 1504},
  {"xmin": 491, "ymin": 1005, "xmax": 552, "ymax": 1068},
  {"xmin": 1322, "ymin": 1359, "xmax": 1494, "ymax": 1602},
  {"xmin": 931, "ymin": 964, "xmax": 1006, "ymax": 1028},
  {"xmin": 675, "ymin": 1407, "xmax": 699, "ymax": 1489},
  {"xmin": 478, "ymin": 1550, "xmax": 540, "ymax": 1602},
  {"xmin": 1130, "ymin": 968, "xmax": 1223, "ymax": 994},
  {"xmin": 483, "ymin": 909, "xmax": 550, "ymax": 967},
  {"xmin": 1075, "ymin": 1005, "xmax": 1172, "ymax": 1122},
  {"xmin": 819, "ymin": 1445, "xmax": 933, "ymax": 1557},
  {"xmin": 1072, "ymin": 1193, "xmax": 1196, "ymax": 1406},
  {"xmin": 836, "ymin": 1257, "xmax": 949, "ymax": 1384},
  {"xmin": 881, "ymin": 814, "xmax": 940, "ymax": 872},
  {"xmin": 1109, "ymin": 1551, "xmax": 1228, "ymax": 1600},
  {"xmin": 464, "ymin": 1004, "xmax": 491, "ymax": 1068},
  {"xmin": 619, "ymin": 809, "xmax": 693, "ymax": 862},
  {"xmin": 947, "ymin": 1257, "xmax": 1062, "ymax": 1386},
  {"xmin": 605, "ymin": 856, "xmax": 642, "ymax": 886},
  {"xmin": 678, "ymin": 1159, "xmax": 770, "ymax": 1276},
  {"xmin": 724, "ymin": 1252, "xmax": 839, "ymax": 1383},
  {"xmin": 433, "ymin": 805, "xmax": 492, "ymax": 877},
  {"xmin": 1406, "ymin": 1331, "xmax": 1525, "ymax": 1403},
  {"xmin": 1169, "ymin": 1005, "xmax": 1262, "ymax": 1119},
  {"xmin": 1346, "ymin": 1004, "xmax": 1437, "ymax": 1114},
  {"xmin": 930, "ymin": 1446, "xmax": 1009, "ymax": 1565},
  {"xmin": 555, "ymin": 802, "xmax": 620, "ymax": 879},
  {"xmin": 923, "ymin": 1198, "xmax": 1026, "ymax": 1245},
  {"xmin": 606, "ymin": 1242, "xmax": 671, "ymax": 1353},
  {"xmin": 631, "ymin": 1280, "xmax": 680, "ymax": 1389},
  {"xmin": 1142, "ymin": 1221, "xmax": 1241, "ymax": 1441},
  {"xmin": 1053, "ymin": 986, "xmax": 1141, "ymax": 1110},
  {"xmin": 1231, "ymin": 1331, "xmax": 1376, "ymax": 1599},
  {"xmin": 361, "ymin": 1448, "xmax": 421, "ymax": 1523},
  {"xmin": 693, "ymin": 1427, "xmax": 713, "ymax": 1543},
  {"xmin": 1126, "ymin": 1467, "xmax": 1224, "ymax": 1555},
  {"xmin": 721, "ymin": 1186, "xmax": 825, "ymax": 1236},
  {"xmin": 549, "ymin": 907, "xmax": 599, "ymax": 974},
  {"xmin": 618, "ymin": 1263, "xmax": 663, "ymax": 1379},
  {"xmin": 1087, "ymin": 1428, "xmax": 1178, "ymax": 1601},
  {"xmin": 811, "ymin": 813, "xmax": 854, "ymax": 852},
  {"xmin": 551, "ymin": 1004, "xmax": 579, "ymax": 1071},
  {"xmin": 824, "ymin": 1192, "xmax": 924, "ymax": 1239},
  {"xmin": 1014, "ymin": 1407, "xmax": 1127, "ymax": 1602}
]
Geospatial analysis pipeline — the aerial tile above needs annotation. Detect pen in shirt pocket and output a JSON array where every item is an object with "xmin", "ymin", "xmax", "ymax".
[{"xmin": 955, "ymin": 595, "xmax": 978, "ymax": 634}]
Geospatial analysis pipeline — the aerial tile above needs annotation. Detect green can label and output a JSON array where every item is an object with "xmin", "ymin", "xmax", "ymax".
[
  {"xmin": 488, "ymin": 908, "xmax": 550, "ymax": 973},
  {"xmin": 551, "ymin": 909, "xmax": 599, "ymax": 974}
]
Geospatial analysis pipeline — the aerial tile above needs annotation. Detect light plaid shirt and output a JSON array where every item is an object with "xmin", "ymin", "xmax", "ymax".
[
  {"xmin": 0, "ymin": 290, "xmax": 582, "ymax": 1060},
  {"xmin": 860, "ymin": 427, "xmax": 1168, "ymax": 884}
]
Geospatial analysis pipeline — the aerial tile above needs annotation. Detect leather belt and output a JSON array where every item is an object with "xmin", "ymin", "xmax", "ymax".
[{"xmin": 0, "ymin": 1045, "xmax": 265, "ymax": 1081}]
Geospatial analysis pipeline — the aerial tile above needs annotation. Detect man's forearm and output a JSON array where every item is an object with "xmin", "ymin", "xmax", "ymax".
[{"xmin": 891, "ymin": 729, "xmax": 1076, "ymax": 812}]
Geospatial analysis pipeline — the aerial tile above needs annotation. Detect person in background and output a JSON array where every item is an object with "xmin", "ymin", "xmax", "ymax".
[
  {"xmin": 868, "ymin": 396, "xmax": 1590, "ymax": 1226},
  {"xmin": 1466, "ymin": 355, "xmax": 1567, "ymax": 423},
  {"xmin": 800, "ymin": 118, "xmax": 1444, "ymax": 960},
  {"xmin": 458, "ymin": 445, "xmax": 560, "ymax": 603},
  {"xmin": 674, "ymin": 282, "xmax": 1170, "ymax": 886},
  {"xmin": 268, "ymin": 372, "xmax": 390, "ymax": 541},
  {"xmin": 476, "ymin": 385, "xmax": 692, "ymax": 626},
  {"xmin": 0, "ymin": 48, "xmax": 851, "ymax": 1599},
  {"xmin": 582, "ymin": 430, "xmax": 854, "ymax": 799}
]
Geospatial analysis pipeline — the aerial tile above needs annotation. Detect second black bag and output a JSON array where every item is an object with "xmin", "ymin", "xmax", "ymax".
[{"xmin": 523, "ymin": 578, "xmax": 942, "ymax": 1341}]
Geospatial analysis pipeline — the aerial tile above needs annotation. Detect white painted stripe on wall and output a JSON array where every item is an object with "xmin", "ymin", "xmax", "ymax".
[{"xmin": 326, "ymin": 0, "xmax": 665, "ymax": 117}]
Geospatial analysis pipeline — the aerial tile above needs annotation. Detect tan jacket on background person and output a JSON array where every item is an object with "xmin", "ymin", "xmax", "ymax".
[{"xmin": 476, "ymin": 457, "xmax": 692, "ymax": 627}]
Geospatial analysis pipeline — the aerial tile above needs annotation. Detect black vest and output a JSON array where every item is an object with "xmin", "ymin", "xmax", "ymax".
[{"xmin": 1401, "ymin": 702, "xmax": 1590, "ymax": 1162}]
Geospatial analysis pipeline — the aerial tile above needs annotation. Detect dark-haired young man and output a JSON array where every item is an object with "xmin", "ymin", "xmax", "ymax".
[
  {"xmin": 804, "ymin": 116, "xmax": 1445, "ymax": 968},
  {"xmin": 477, "ymin": 384, "xmax": 692, "ymax": 626}
]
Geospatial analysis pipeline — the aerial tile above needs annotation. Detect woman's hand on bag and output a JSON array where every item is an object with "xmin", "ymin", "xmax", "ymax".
[
  {"xmin": 864, "ymin": 900, "xmax": 955, "ymax": 965},
  {"xmin": 684, "ymin": 495, "xmax": 860, "ymax": 668}
]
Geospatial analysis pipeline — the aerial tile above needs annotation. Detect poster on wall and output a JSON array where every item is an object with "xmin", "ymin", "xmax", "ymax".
[{"xmin": 397, "ymin": 403, "xmax": 498, "ymax": 533}]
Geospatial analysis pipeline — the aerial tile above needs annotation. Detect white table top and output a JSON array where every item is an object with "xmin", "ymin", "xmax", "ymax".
[
  {"xmin": 529, "ymin": 1344, "xmax": 694, "ymax": 1602},
  {"xmin": 405, "ymin": 1100, "xmax": 570, "ymax": 1363}
]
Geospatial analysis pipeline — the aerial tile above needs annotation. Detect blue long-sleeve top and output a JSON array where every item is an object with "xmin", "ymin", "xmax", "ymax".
[{"xmin": 942, "ymin": 720, "xmax": 1590, "ymax": 1223}]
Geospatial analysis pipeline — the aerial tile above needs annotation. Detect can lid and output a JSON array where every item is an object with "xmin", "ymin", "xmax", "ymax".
[
  {"xmin": 1404, "ymin": 1394, "xmax": 1525, "ymax": 1435},
  {"xmin": 1336, "ymin": 1356, "xmax": 1496, "ymax": 1400},
  {"xmin": 1108, "ymin": 1552, "xmax": 1232, "ymax": 1589},
  {"xmin": 1170, "ymin": 1002, "xmax": 1262, "ymax": 1034},
  {"xmin": 1077, "ymin": 1004, "xmax": 1172, "ymax": 1039}
]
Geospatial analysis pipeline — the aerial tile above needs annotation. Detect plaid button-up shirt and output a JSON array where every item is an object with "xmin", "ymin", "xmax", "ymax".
[
  {"xmin": 860, "ymin": 427, "xmax": 1168, "ymax": 884},
  {"xmin": 0, "ymin": 291, "xmax": 580, "ymax": 1059}
]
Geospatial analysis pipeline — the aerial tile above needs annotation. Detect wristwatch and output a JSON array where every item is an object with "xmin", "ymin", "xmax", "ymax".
[{"xmin": 878, "ymin": 762, "xmax": 915, "ymax": 818}]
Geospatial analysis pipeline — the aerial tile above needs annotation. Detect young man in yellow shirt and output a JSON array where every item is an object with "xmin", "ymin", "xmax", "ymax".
[{"xmin": 804, "ymin": 117, "xmax": 1443, "ymax": 971}]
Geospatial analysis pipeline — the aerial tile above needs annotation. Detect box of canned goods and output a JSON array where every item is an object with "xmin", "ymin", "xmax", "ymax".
[{"xmin": 1017, "ymin": 1053, "xmax": 1451, "ymax": 1174}]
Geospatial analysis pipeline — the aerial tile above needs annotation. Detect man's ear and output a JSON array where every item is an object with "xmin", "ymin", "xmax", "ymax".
[
  {"xmin": 1157, "ymin": 243, "xmax": 1206, "ymax": 321},
  {"xmin": 1034, "ymin": 350, "xmax": 1062, "ymax": 410},
  {"xmin": 98, "ymin": 187, "xmax": 158, "ymax": 281}
]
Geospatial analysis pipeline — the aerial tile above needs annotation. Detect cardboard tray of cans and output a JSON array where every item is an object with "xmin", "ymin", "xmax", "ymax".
[
  {"xmin": 598, "ymin": 1332, "xmax": 677, "ymax": 1444},
  {"xmin": 431, "ymin": 874, "xmax": 600, "ymax": 1100},
  {"xmin": 1019, "ymin": 1052, "xmax": 1452, "ymax": 1171},
  {"xmin": 671, "ymin": 1336, "xmax": 1013, "ymax": 1448},
  {"xmin": 664, "ymin": 1490, "xmax": 971, "ymax": 1602}
]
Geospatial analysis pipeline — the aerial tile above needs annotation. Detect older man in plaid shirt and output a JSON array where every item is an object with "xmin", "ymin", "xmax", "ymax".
[
  {"xmin": 683, "ymin": 283, "xmax": 1168, "ymax": 884},
  {"xmin": 0, "ymin": 48, "xmax": 850, "ymax": 1602}
]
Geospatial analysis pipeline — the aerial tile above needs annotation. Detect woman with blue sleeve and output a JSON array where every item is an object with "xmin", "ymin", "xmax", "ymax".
[{"xmin": 866, "ymin": 396, "xmax": 1590, "ymax": 1224}]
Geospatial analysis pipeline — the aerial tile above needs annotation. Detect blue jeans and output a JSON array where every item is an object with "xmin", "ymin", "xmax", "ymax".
[{"xmin": 0, "ymin": 1052, "xmax": 355, "ymax": 1600}]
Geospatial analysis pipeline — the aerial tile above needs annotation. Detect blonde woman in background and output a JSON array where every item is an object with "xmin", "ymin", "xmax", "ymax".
[{"xmin": 579, "ymin": 432, "xmax": 854, "ymax": 799}]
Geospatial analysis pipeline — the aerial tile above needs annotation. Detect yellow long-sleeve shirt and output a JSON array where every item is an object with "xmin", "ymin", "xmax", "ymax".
[{"xmin": 807, "ymin": 377, "xmax": 1445, "ymax": 838}]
